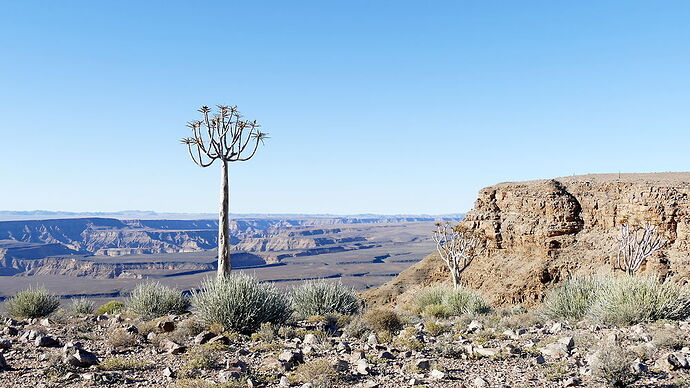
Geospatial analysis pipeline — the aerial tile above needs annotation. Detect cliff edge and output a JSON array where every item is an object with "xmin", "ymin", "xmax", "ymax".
[{"xmin": 364, "ymin": 172, "xmax": 690, "ymax": 307}]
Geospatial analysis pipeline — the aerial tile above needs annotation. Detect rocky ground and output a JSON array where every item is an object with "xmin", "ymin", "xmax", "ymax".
[{"xmin": 1, "ymin": 309, "xmax": 690, "ymax": 388}]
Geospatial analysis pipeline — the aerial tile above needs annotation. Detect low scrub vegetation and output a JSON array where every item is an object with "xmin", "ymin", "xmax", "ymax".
[
  {"xmin": 591, "ymin": 345, "xmax": 640, "ymax": 387},
  {"xmin": 292, "ymin": 357, "xmax": 339, "ymax": 387},
  {"xmin": 128, "ymin": 281, "xmax": 190, "ymax": 320},
  {"xmin": 291, "ymin": 279, "xmax": 359, "ymax": 318},
  {"xmin": 70, "ymin": 297, "xmax": 95, "ymax": 315},
  {"xmin": 363, "ymin": 308, "xmax": 403, "ymax": 333},
  {"xmin": 544, "ymin": 274, "xmax": 690, "ymax": 326},
  {"xmin": 191, "ymin": 273, "xmax": 291, "ymax": 334},
  {"xmin": 4, "ymin": 287, "xmax": 60, "ymax": 319},
  {"xmin": 96, "ymin": 301, "xmax": 125, "ymax": 315},
  {"xmin": 415, "ymin": 286, "xmax": 489, "ymax": 316}
]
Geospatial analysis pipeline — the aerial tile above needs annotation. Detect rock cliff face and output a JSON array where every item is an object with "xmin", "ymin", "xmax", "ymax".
[{"xmin": 364, "ymin": 173, "xmax": 690, "ymax": 307}]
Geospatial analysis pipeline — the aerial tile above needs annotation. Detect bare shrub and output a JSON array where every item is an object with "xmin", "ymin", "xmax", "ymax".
[
  {"xmin": 363, "ymin": 308, "xmax": 403, "ymax": 333},
  {"xmin": 616, "ymin": 223, "xmax": 665, "ymax": 275},
  {"xmin": 432, "ymin": 222, "xmax": 482, "ymax": 288},
  {"xmin": 106, "ymin": 328, "xmax": 138, "ymax": 349},
  {"xmin": 292, "ymin": 357, "xmax": 339, "ymax": 388},
  {"xmin": 592, "ymin": 345, "xmax": 639, "ymax": 387}
]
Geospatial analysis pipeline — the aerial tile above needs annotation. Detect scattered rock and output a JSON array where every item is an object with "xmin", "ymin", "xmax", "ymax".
[
  {"xmin": 367, "ymin": 333, "xmax": 378, "ymax": 345},
  {"xmin": 65, "ymin": 349, "xmax": 99, "ymax": 368},
  {"xmin": 163, "ymin": 367, "xmax": 175, "ymax": 378},
  {"xmin": 0, "ymin": 339, "xmax": 11, "ymax": 350},
  {"xmin": 160, "ymin": 339, "xmax": 186, "ymax": 355},
  {"xmin": 0, "ymin": 353, "xmax": 8, "ymax": 371},
  {"xmin": 279, "ymin": 376, "xmax": 290, "ymax": 387},
  {"xmin": 563, "ymin": 377, "xmax": 581, "ymax": 386},
  {"xmin": 378, "ymin": 350, "xmax": 395, "ymax": 360},
  {"xmin": 3, "ymin": 327, "xmax": 18, "ymax": 336},
  {"xmin": 303, "ymin": 333, "xmax": 318, "ymax": 344},
  {"xmin": 356, "ymin": 358, "xmax": 371, "ymax": 375},
  {"xmin": 332, "ymin": 359, "xmax": 349, "ymax": 372},
  {"xmin": 226, "ymin": 358, "xmax": 248, "ymax": 373},
  {"xmin": 157, "ymin": 320, "xmax": 175, "ymax": 333},
  {"xmin": 209, "ymin": 335, "xmax": 231, "ymax": 345},
  {"xmin": 194, "ymin": 331, "xmax": 216, "ymax": 345},
  {"xmin": 430, "ymin": 369, "xmax": 446, "ymax": 379},
  {"xmin": 467, "ymin": 320, "xmax": 483, "ymax": 332},
  {"xmin": 414, "ymin": 359, "xmax": 431, "ymax": 371},
  {"xmin": 35, "ymin": 335, "xmax": 58, "ymax": 347},
  {"xmin": 473, "ymin": 376, "xmax": 489, "ymax": 387}
]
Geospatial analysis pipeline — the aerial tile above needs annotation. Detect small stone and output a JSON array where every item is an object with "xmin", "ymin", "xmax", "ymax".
[
  {"xmin": 2, "ymin": 327, "xmax": 18, "ymax": 336},
  {"xmin": 430, "ymin": 369, "xmax": 446, "ymax": 379},
  {"xmin": 35, "ymin": 335, "xmax": 58, "ymax": 347},
  {"xmin": 0, "ymin": 339, "xmax": 11, "ymax": 350},
  {"xmin": 39, "ymin": 318, "xmax": 51, "ymax": 326},
  {"xmin": 631, "ymin": 359, "xmax": 648, "ymax": 373},
  {"xmin": 208, "ymin": 335, "xmax": 230, "ymax": 345},
  {"xmin": 163, "ymin": 367, "xmax": 175, "ymax": 378},
  {"xmin": 472, "ymin": 376, "xmax": 488, "ymax": 387},
  {"xmin": 247, "ymin": 377, "xmax": 256, "ymax": 387},
  {"xmin": 219, "ymin": 370, "xmax": 241, "ymax": 381},
  {"xmin": 160, "ymin": 339, "xmax": 186, "ymax": 354},
  {"xmin": 302, "ymin": 345, "xmax": 314, "ymax": 355},
  {"xmin": 0, "ymin": 353, "xmax": 8, "ymax": 371},
  {"xmin": 122, "ymin": 325, "xmax": 138, "ymax": 335},
  {"xmin": 356, "ymin": 358, "xmax": 371, "ymax": 375},
  {"xmin": 362, "ymin": 382, "xmax": 379, "ymax": 388},
  {"xmin": 474, "ymin": 347, "xmax": 498, "ymax": 357},
  {"xmin": 563, "ymin": 377, "xmax": 581, "ymax": 386},
  {"xmin": 226, "ymin": 359, "xmax": 248, "ymax": 373},
  {"xmin": 367, "ymin": 333, "xmax": 378, "ymax": 345},
  {"xmin": 332, "ymin": 359, "xmax": 349, "ymax": 372},
  {"xmin": 668, "ymin": 353, "xmax": 689, "ymax": 369},
  {"xmin": 414, "ymin": 359, "xmax": 431, "ymax": 371},
  {"xmin": 378, "ymin": 351, "xmax": 395, "ymax": 360},
  {"xmin": 540, "ymin": 342, "xmax": 570, "ymax": 359},
  {"xmin": 65, "ymin": 349, "xmax": 99, "ymax": 367},
  {"xmin": 336, "ymin": 342, "xmax": 351, "ymax": 353},
  {"xmin": 64, "ymin": 372, "xmax": 78, "ymax": 380},
  {"xmin": 146, "ymin": 332, "xmax": 157, "ymax": 342},
  {"xmin": 278, "ymin": 350, "xmax": 303, "ymax": 365},
  {"xmin": 350, "ymin": 350, "xmax": 366, "ymax": 363},
  {"xmin": 279, "ymin": 376, "xmax": 290, "ymax": 387},
  {"xmin": 534, "ymin": 355, "xmax": 546, "ymax": 365},
  {"xmin": 194, "ymin": 331, "xmax": 216, "ymax": 345},
  {"xmin": 558, "ymin": 336, "xmax": 575, "ymax": 350},
  {"xmin": 467, "ymin": 320, "xmax": 483, "ymax": 332},
  {"xmin": 157, "ymin": 320, "xmax": 175, "ymax": 333},
  {"xmin": 409, "ymin": 378, "xmax": 422, "ymax": 386},
  {"xmin": 303, "ymin": 333, "xmax": 318, "ymax": 344},
  {"xmin": 550, "ymin": 322, "xmax": 564, "ymax": 333}
]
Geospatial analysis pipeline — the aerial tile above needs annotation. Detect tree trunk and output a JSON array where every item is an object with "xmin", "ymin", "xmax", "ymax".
[{"xmin": 217, "ymin": 160, "xmax": 231, "ymax": 278}]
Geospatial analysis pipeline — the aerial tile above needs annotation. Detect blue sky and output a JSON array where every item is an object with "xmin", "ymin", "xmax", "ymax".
[{"xmin": 1, "ymin": 1, "xmax": 689, "ymax": 214}]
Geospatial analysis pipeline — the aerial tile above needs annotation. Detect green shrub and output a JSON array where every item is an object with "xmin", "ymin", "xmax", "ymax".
[
  {"xmin": 96, "ymin": 301, "xmax": 125, "ymax": 315},
  {"xmin": 415, "ymin": 286, "xmax": 489, "ymax": 317},
  {"xmin": 422, "ymin": 303, "xmax": 448, "ymax": 318},
  {"xmin": 291, "ymin": 280, "xmax": 359, "ymax": 318},
  {"xmin": 191, "ymin": 273, "xmax": 292, "ymax": 334},
  {"xmin": 443, "ymin": 287, "xmax": 489, "ymax": 315},
  {"xmin": 592, "ymin": 345, "xmax": 639, "ymax": 387},
  {"xmin": 589, "ymin": 275, "xmax": 690, "ymax": 326},
  {"xmin": 363, "ymin": 308, "xmax": 403, "ymax": 333},
  {"xmin": 70, "ymin": 297, "xmax": 95, "ymax": 315},
  {"xmin": 414, "ymin": 286, "xmax": 449, "ymax": 311},
  {"xmin": 4, "ymin": 287, "xmax": 60, "ymax": 319},
  {"xmin": 543, "ymin": 276, "xmax": 604, "ymax": 321},
  {"xmin": 128, "ymin": 281, "xmax": 190, "ymax": 320}
]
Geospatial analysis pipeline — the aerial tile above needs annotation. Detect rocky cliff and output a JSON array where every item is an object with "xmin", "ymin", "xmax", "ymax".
[{"xmin": 364, "ymin": 173, "xmax": 690, "ymax": 307}]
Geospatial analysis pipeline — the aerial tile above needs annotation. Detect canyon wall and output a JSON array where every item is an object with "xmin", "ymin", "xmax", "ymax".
[{"xmin": 364, "ymin": 173, "xmax": 690, "ymax": 307}]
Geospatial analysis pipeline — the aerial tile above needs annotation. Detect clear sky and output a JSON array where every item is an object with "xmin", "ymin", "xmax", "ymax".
[{"xmin": 1, "ymin": 1, "xmax": 689, "ymax": 215}]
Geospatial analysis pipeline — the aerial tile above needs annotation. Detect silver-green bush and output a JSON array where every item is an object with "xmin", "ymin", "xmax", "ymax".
[
  {"xmin": 443, "ymin": 288, "xmax": 489, "ymax": 315},
  {"xmin": 191, "ymin": 273, "xmax": 292, "ymax": 334},
  {"xmin": 128, "ymin": 281, "xmax": 190, "ymax": 320},
  {"xmin": 588, "ymin": 275, "xmax": 690, "ymax": 326},
  {"xmin": 71, "ymin": 297, "xmax": 95, "ymax": 315},
  {"xmin": 414, "ymin": 286, "xmax": 449, "ymax": 311},
  {"xmin": 291, "ymin": 279, "xmax": 359, "ymax": 318},
  {"xmin": 542, "ymin": 276, "xmax": 604, "ymax": 322},
  {"xmin": 4, "ymin": 287, "xmax": 60, "ymax": 319},
  {"xmin": 414, "ymin": 286, "xmax": 489, "ymax": 316}
]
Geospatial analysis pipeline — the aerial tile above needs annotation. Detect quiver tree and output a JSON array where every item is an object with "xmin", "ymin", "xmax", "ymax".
[
  {"xmin": 615, "ymin": 222, "xmax": 666, "ymax": 275},
  {"xmin": 432, "ymin": 222, "xmax": 482, "ymax": 288},
  {"xmin": 181, "ymin": 105, "xmax": 268, "ymax": 278}
]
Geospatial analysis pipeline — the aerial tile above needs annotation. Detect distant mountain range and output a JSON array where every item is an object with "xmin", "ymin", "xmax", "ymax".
[{"xmin": 0, "ymin": 210, "xmax": 465, "ymax": 222}]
